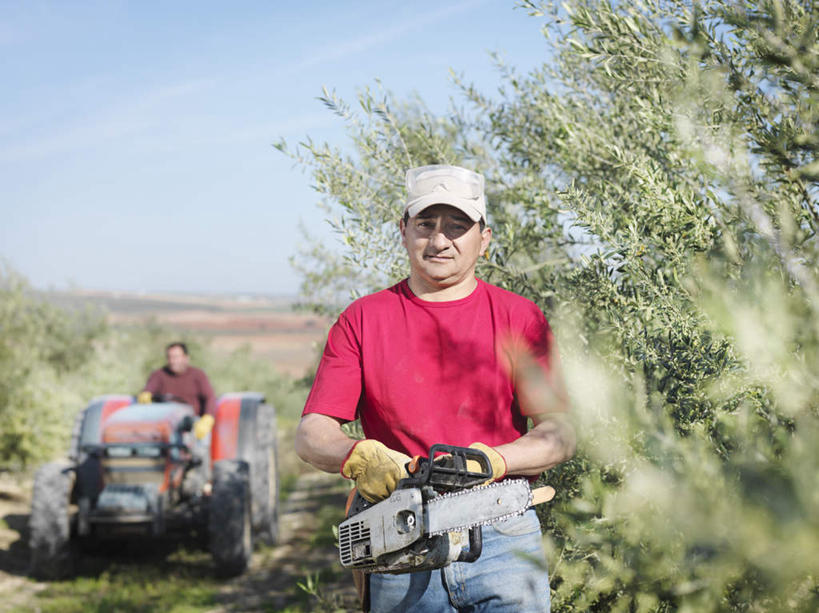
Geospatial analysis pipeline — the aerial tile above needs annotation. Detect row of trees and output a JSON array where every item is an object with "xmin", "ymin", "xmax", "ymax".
[{"xmin": 280, "ymin": 0, "xmax": 817, "ymax": 610}]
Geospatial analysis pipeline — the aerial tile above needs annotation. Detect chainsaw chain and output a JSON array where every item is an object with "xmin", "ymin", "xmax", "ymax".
[{"xmin": 425, "ymin": 478, "xmax": 533, "ymax": 536}]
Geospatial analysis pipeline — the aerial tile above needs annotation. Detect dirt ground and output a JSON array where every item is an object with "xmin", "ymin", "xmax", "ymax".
[
  {"xmin": 0, "ymin": 472, "xmax": 42, "ymax": 611},
  {"xmin": 0, "ymin": 469, "xmax": 359, "ymax": 612}
]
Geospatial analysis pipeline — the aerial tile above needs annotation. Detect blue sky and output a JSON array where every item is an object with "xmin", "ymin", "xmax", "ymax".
[{"xmin": 1, "ymin": 1, "xmax": 549, "ymax": 296}]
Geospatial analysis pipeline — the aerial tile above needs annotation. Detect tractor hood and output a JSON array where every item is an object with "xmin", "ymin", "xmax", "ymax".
[{"xmin": 102, "ymin": 402, "xmax": 196, "ymax": 445}]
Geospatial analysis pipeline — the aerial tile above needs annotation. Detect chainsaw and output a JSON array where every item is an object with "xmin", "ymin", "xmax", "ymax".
[{"xmin": 337, "ymin": 444, "xmax": 554, "ymax": 574}]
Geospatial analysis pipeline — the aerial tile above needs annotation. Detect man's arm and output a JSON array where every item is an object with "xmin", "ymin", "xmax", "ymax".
[
  {"xmin": 198, "ymin": 370, "xmax": 216, "ymax": 416},
  {"xmin": 484, "ymin": 330, "xmax": 575, "ymax": 478},
  {"xmin": 295, "ymin": 413, "xmax": 358, "ymax": 473},
  {"xmin": 494, "ymin": 413, "xmax": 576, "ymax": 476},
  {"xmin": 296, "ymin": 413, "xmax": 412, "ymax": 502},
  {"xmin": 505, "ymin": 342, "xmax": 575, "ymax": 475}
]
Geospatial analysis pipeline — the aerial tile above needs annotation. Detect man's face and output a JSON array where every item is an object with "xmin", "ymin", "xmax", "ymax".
[
  {"xmin": 400, "ymin": 204, "xmax": 491, "ymax": 290},
  {"xmin": 166, "ymin": 346, "xmax": 190, "ymax": 374}
]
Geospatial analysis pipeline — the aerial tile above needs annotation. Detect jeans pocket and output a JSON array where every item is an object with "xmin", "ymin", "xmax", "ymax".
[{"xmin": 492, "ymin": 510, "xmax": 541, "ymax": 537}]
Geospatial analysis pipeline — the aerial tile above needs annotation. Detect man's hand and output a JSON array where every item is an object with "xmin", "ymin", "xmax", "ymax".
[
  {"xmin": 467, "ymin": 442, "xmax": 507, "ymax": 483},
  {"xmin": 137, "ymin": 391, "xmax": 153, "ymax": 404},
  {"xmin": 193, "ymin": 414, "xmax": 215, "ymax": 440},
  {"xmin": 341, "ymin": 439, "xmax": 411, "ymax": 503}
]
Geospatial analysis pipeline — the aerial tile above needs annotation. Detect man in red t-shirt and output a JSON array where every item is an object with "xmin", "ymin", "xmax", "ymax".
[
  {"xmin": 296, "ymin": 165, "xmax": 575, "ymax": 612},
  {"xmin": 140, "ymin": 342, "xmax": 216, "ymax": 417}
]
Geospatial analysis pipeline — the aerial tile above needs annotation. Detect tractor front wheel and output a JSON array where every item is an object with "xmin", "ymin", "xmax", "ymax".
[{"xmin": 209, "ymin": 459, "xmax": 252, "ymax": 577}]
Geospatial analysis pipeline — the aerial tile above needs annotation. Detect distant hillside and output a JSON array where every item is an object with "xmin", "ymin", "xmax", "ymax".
[
  {"xmin": 40, "ymin": 289, "xmax": 298, "ymax": 314},
  {"xmin": 39, "ymin": 289, "xmax": 329, "ymax": 377}
]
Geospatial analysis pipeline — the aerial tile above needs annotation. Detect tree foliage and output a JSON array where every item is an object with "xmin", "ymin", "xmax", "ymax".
[
  {"xmin": 282, "ymin": 0, "xmax": 818, "ymax": 610},
  {"xmin": 0, "ymin": 267, "xmax": 106, "ymax": 466}
]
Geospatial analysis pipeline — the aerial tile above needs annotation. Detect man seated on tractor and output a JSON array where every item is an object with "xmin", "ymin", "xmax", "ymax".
[{"xmin": 138, "ymin": 342, "xmax": 216, "ymax": 438}]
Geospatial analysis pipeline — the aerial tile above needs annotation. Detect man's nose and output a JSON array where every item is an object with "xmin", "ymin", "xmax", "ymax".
[{"xmin": 429, "ymin": 226, "xmax": 452, "ymax": 249}]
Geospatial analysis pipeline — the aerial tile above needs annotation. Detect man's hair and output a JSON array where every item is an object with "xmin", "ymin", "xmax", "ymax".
[
  {"xmin": 166, "ymin": 342, "xmax": 189, "ymax": 355},
  {"xmin": 401, "ymin": 211, "xmax": 486, "ymax": 231}
]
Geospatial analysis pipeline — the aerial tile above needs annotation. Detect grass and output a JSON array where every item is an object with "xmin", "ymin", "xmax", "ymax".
[
  {"xmin": 19, "ymin": 545, "xmax": 222, "ymax": 613},
  {"xmin": 309, "ymin": 504, "xmax": 345, "ymax": 549}
]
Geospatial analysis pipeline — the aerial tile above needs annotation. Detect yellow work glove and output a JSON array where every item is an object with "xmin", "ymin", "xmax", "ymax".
[
  {"xmin": 467, "ymin": 442, "xmax": 508, "ymax": 483},
  {"xmin": 193, "ymin": 414, "xmax": 215, "ymax": 440},
  {"xmin": 341, "ymin": 439, "xmax": 411, "ymax": 503},
  {"xmin": 137, "ymin": 391, "xmax": 153, "ymax": 404}
]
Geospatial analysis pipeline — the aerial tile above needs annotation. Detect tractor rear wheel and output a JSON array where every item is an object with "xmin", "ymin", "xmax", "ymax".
[
  {"xmin": 249, "ymin": 404, "xmax": 279, "ymax": 545},
  {"xmin": 29, "ymin": 461, "xmax": 74, "ymax": 579},
  {"xmin": 209, "ymin": 459, "xmax": 252, "ymax": 577}
]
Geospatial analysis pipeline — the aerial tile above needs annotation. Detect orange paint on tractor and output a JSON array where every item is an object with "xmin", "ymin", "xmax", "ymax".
[
  {"xmin": 211, "ymin": 395, "xmax": 242, "ymax": 461},
  {"xmin": 99, "ymin": 396, "xmax": 133, "ymax": 428}
]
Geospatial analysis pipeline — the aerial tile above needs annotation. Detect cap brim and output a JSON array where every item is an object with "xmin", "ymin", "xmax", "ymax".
[{"xmin": 405, "ymin": 194, "xmax": 484, "ymax": 222}]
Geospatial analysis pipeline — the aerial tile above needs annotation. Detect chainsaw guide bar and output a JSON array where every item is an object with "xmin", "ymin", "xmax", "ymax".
[{"xmin": 425, "ymin": 478, "xmax": 532, "ymax": 535}]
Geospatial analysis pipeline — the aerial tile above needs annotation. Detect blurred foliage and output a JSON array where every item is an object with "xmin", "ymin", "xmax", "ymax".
[
  {"xmin": 200, "ymin": 343, "xmax": 309, "ymax": 426},
  {"xmin": 0, "ymin": 267, "xmax": 107, "ymax": 468},
  {"xmin": 280, "ymin": 0, "xmax": 818, "ymax": 610}
]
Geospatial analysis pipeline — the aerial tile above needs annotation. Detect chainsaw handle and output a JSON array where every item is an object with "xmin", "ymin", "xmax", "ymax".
[
  {"xmin": 456, "ymin": 527, "xmax": 483, "ymax": 563},
  {"xmin": 399, "ymin": 444, "xmax": 492, "ymax": 492}
]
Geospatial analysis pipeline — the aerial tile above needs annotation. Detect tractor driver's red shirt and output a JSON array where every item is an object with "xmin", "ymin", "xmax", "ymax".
[
  {"xmin": 143, "ymin": 366, "xmax": 216, "ymax": 416},
  {"xmin": 302, "ymin": 279, "xmax": 556, "ymax": 457}
]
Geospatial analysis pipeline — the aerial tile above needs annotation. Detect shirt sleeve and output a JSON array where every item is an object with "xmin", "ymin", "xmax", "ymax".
[
  {"xmin": 518, "ymin": 308, "xmax": 567, "ymax": 417},
  {"xmin": 523, "ymin": 308, "xmax": 554, "ymax": 369},
  {"xmin": 197, "ymin": 370, "xmax": 217, "ymax": 417},
  {"xmin": 496, "ymin": 303, "xmax": 562, "ymax": 418},
  {"xmin": 302, "ymin": 313, "xmax": 363, "ymax": 422}
]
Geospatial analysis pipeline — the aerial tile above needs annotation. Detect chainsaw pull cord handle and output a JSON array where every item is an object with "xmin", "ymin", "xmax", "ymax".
[{"xmin": 407, "ymin": 455, "xmax": 423, "ymax": 475}]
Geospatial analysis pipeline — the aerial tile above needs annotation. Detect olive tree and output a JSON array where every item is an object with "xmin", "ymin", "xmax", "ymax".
[{"xmin": 280, "ymin": 1, "xmax": 818, "ymax": 609}]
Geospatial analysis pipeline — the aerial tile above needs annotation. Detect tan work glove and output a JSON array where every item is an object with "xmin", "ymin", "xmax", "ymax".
[
  {"xmin": 137, "ymin": 391, "xmax": 153, "ymax": 404},
  {"xmin": 193, "ymin": 414, "xmax": 215, "ymax": 440},
  {"xmin": 467, "ymin": 442, "xmax": 508, "ymax": 483},
  {"xmin": 341, "ymin": 439, "xmax": 411, "ymax": 503}
]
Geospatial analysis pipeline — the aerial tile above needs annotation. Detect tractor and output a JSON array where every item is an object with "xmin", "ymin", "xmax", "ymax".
[{"xmin": 29, "ymin": 392, "xmax": 278, "ymax": 579}]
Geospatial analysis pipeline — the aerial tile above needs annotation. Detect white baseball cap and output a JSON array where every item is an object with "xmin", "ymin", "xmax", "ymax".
[{"xmin": 404, "ymin": 164, "xmax": 486, "ymax": 223}]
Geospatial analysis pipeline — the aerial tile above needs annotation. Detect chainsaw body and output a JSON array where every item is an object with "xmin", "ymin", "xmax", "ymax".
[{"xmin": 337, "ymin": 444, "xmax": 532, "ymax": 574}]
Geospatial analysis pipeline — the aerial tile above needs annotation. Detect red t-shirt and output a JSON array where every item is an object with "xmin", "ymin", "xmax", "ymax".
[
  {"xmin": 303, "ymin": 279, "xmax": 555, "ymax": 457},
  {"xmin": 143, "ymin": 366, "xmax": 216, "ymax": 416}
]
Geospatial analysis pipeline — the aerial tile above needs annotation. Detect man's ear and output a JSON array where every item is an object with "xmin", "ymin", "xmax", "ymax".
[
  {"xmin": 480, "ymin": 226, "xmax": 492, "ymax": 255},
  {"xmin": 399, "ymin": 218, "xmax": 407, "ymax": 246}
]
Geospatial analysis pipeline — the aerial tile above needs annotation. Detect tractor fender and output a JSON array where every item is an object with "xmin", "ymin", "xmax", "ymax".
[{"xmin": 210, "ymin": 392, "xmax": 265, "ymax": 463}]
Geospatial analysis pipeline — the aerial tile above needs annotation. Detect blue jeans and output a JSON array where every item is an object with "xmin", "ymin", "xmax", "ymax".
[{"xmin": 369, "ymin": 509, "xmax": 550, "ymax": 612}]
